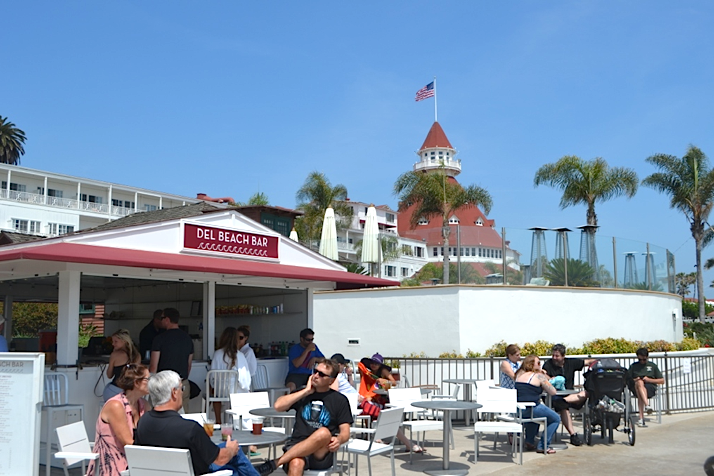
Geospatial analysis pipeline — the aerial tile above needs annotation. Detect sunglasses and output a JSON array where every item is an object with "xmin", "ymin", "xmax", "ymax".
[
  {"xmin": 312, "ymin": 368, "xmax": 332, "ymax": 378},
  {"xmin": 237, "ymin": 335, "xmax": 246, "ymax": 340},
  {"xmin": 303, "ymin": 337, "xmax": 314, "ymax": 342}
]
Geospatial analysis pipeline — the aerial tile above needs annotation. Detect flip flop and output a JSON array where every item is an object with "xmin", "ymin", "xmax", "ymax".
[
  {"xmin": 536, "ymin": 447, "xmax": 556, "ymax": 454},
  {"xmin": 411, "ymin": 445, "xmax": 425, "ymax": 454}
]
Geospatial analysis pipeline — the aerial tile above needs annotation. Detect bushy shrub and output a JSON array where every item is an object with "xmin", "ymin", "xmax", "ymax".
[
  {"xmin": 484, "ymin": 341, "xmax": 508, "ymax": 357},
  {"xmin": 465, "ymin": 349, "xmax": 482, "ymax": 358},
  {"xmin": 439, "ymin": 351, "xmax": 464, "ymax": 358},
  {"xmin": 676, "ymin": 337, "xmax": 702, "ymax": 351},
  {"xmin": 521, "ymin": 340, "xmax": 558, "ymax": 356},
  {"xmin": 683, "ymin": 321, "xmax": 714, "ymax": 347}
]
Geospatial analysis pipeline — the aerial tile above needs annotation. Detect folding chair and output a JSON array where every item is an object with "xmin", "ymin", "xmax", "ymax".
[
  {"xmin": 54, "ymin": 421, "xmax": 98, "ymax": 476},
  {"xmin": 346, "ymin": 407, "xmax": 405, "ymax": 476}
]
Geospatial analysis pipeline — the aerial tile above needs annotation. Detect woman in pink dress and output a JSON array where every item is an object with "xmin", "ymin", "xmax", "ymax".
[{"xmin": 88, "ymin": 364, "xmax": 149, "ymax": 476}]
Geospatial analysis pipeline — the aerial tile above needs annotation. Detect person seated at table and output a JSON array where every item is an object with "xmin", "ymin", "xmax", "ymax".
[
  {"xmin": 135, "ymin": 370, "xmax": 261, "ymax": 476},
  {"xmin": 87, "ymin": 364, "xmax": 149, "ymax": 476},
  {"xmin": 329, "ymin": 353, "xmax": 359, "ymax": 399},
  {"xmin": 357, "ymin": 353, "xmax": 424, "ymax": 454},
  {"xmin": 210, "ymin": 327, "xmax": 252, "ymax": 424},
  {"xmin": 255, "ymin": 358, "xmax": 352, "ymax": 476},
  {"xmin": 103, "ymin": 329, "xmax": 142, "ymax": 402},
  {"xmin": 285, "ymin": 328, "xmax": 324, "ymax": 392},
  {"xmin": 627, "ymin": 347, "xmax": 665, "ymax": 427},
  {"xmin": 499, "ymin": 344, "xmax": 521, "ymax": 389},
  {"xmin": 542, "ymin": 343, "xmax": 594, "ymax": 446},
  {"xmin": 515, "ymin": 355, "xmax": 561, "ymax": 454}
]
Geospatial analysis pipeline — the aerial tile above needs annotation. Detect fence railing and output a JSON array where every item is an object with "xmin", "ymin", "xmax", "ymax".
[
  {"xmin": 386, "ymin": 352, "xmax": 714, "ymax": 414},
  {"xmin": 0, "ymin": 189, "xmax": 141, "ymax": 217}
]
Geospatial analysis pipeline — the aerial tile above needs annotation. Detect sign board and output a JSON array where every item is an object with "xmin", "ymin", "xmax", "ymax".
[
  {"xmin": 0, "ymin": 353, "xmax": 45, "ymax": 476},
  {"xmin": 182, "ymin": 223, "xmax": 280, "ymax": 261}
]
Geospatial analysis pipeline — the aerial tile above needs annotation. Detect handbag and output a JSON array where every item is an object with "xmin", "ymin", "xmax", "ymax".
[{"xmin": 360, "ymin": 400, "xmax": 383, "ymax": 419}]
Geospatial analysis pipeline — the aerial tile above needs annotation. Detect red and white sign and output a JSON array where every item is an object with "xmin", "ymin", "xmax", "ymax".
[{"xmin": 183, "ymin": 223, "xmax": 279, "ymax": 260}]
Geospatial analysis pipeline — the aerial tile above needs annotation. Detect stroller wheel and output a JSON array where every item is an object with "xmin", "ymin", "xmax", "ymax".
[
  {"xmin": 628, "ymin": 416, "xmax": 636, "ymax": 446},
  {"xmin": 584, "ymin": 415, "xmax": 593, "ymax": 446}
]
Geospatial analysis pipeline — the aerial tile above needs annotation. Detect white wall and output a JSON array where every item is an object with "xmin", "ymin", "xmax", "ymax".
[{"xmin": 313, "ymin": 285, "xmax": 683, "ymax": 359}]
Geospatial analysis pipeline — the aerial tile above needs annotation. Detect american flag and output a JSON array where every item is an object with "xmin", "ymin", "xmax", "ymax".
[{"xmin": 415, "ymin": 82, "xmax": 435, "ymax": 102}]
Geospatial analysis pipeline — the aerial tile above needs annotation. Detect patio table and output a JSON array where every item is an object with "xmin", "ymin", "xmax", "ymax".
[
  {"xmin": 412, "ymin": 400, "xmax": 481, "ymax": 476},
  {"xmin": 210, "ymin": 429, "xmax": 287, "ymax": 447},
  {"xmin": 544, "ymin": 389, "xmax": 581, "ymax": 449},
  {"xmin": 442, "ymin": 378, "xmax": 481, "ymax": 425}
]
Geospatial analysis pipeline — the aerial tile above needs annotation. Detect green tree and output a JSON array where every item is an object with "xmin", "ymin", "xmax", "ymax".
[
  {"xmin": 295, "ymin": 172, "xmax": 353, "ymax": 249},
  {"xmin": 544, "ymin": 258, "xmax": 598, "ymax": 287},
  {"xmin": 675, "ymin": 272, "xmax": 697, "ymax": 297},
  {"xmin": 534, "ymin": 156, "xmax": 638, "ymax": 226},
  {"xmin": 247, "ymin": 192, "xmax": 269, "ymax": 206},
  {"xmin": 0, "ymin": 116, "xmax": 26, "ymax": 165},
  {"xmin": 394, "ymin": 166, "xmax": 492, "ymax": 285},
  {"xmin": 353, "ymin": 235, "xmax": 401, "ymax": 276},
  {"xmin": 401, "ymin": 262, "xmax": 484, "ymax": 286},
  {"xmin": 643, "ymin": 146, "xmax": 714, "ymax": 323},
  {"xmin": 8, "ymin": 303, "xmax": 58, "ymax": 337}
]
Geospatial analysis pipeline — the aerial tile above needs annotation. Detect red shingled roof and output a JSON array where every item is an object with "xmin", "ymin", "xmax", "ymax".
[{"xmin": 419, "ymin": 122, "xmax": 453, "ymax": 150}]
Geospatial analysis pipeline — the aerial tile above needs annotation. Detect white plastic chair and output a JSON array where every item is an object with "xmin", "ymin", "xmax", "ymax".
[
  {"xmin": 228, "ymin": 392, "xmax": 286, "ymax": 459},
  {"xmin": 251, "ymin": 364, "xmax": 289, "ymax": 405},
  {"xmin": 124, "ymin": 445, "xmax": 232, "ymax": 475},
  {"xmin": 205, "ymin": 370, "xmax": 241, "ymax": 422},
  {"xmin": 388, "ymin": 387, "xmax": 445, "ymax": 462},
  {"xmin": 54, "ymin": 421, "xmax": 98, "ymax": 476},
  {"xmin": 346, "ymin": 392, "xmax": 371, "ymax": 429},
  {"xmin": 43, "ymin": 372, "xmax": 84, "ymax": 476},
  {"xmin": 473, "ymin": 388, "xmax": 524, "ymax": 465},
  {"xmin": 346, "ymin": 407, "xmax": 405, "ymax": 476}
]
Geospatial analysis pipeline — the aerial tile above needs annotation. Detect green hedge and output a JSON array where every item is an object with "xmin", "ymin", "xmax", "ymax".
[{"xmin": 483, "ymin": 337, "xmax": 702, "ymax": 358}]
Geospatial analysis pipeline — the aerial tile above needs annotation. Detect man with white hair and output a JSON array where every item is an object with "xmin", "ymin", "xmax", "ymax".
[
  {"xmin": 135, "ymin": 370, "xmax": 260, "ymax": 476},
  {"xmin": 0, "ymin": 315, "xmax": 7, "ymax": 352}
]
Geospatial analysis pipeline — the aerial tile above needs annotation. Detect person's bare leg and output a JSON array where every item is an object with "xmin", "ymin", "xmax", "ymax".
[
  {"xmin": 634, "ymin": 380, "xmax": 647, "ymax": 421},
  {"xmin": 560, "ymin": 409, "xmax": 575, "ymax": 435},
  {"xmin": 277, "ymin": 427, "xmax": 331, "ymax": 467},
  {"xmin": 287, "ymin": 457, "xmax": 306, "ymax": 476},
  {"xmin": 396, "ymin": 428, "xmax": 414, "ymax": 449},
  {"xmin": 212, "ymin": 401, "xmax": 222, "ymax": 425}
]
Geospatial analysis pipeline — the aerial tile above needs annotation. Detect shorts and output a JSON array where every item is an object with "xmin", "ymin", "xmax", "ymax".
[
  {"xmin": 282, "ymin": 439, "xmax": 333, "ymax": 471},
  {"xmin": 628, "ymin": 381, "xmax": 657, "ymax": 399},
  {"xmin": 285, "ymin": 373, "xmax": 311, "ymax": 389},
  {"xmin": 552, "ymin": 396, "xmax": 585, "ymax": 412}
]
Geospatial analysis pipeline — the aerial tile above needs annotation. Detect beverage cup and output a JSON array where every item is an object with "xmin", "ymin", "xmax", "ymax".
[
  {"xmin": 252, "ymin": 417, "xmax": 264, "ymax": 435},
  {"xmin": 221, "ymin": 423, "xmax": 233, "ymax": 441},
  {"xmin": 203, "ymin": 419, "xmax": 215, "ymax": 437}
]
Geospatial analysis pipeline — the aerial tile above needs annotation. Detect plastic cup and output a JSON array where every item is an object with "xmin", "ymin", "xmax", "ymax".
[
  {"xmin": 221, "ymin": 423, "xmax": 233, "ymax": 441},
  {"xmin": 252, "ymin": 417, "xmax": 264, "ymax": 435},
  {"xmin": 203, "ymin": 420, "xmax": 215, "ymax": 437}
]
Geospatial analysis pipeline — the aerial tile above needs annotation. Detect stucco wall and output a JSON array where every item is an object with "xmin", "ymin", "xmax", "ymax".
[{"xmin": 313, "ymin": 285, "xmax": 683, "ymax": 359}]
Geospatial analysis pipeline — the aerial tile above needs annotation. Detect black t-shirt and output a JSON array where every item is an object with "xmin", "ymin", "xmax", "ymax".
[
  {"xmin": 290, "ymin": 389, "xmax": 353, "ymax": 443},
  {"xmin": 543, "ymin": 358, "xmax": 584, "ymax": 390},
  {"xmin": 152, "ymin": 328, "xmax": 194, "ymax": 379},
  {"xmin": 139, "ymin": 320, "xmax": 162, "ymax": 360},
  {"xmin": 135, "ymin": 409, "xmax": 218, "ymax": 475}
]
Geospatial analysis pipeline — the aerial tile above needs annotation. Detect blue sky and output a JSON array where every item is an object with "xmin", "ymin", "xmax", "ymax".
[{"xmin": 4, "ymin": 1, "xmax": 714, "ymax": 295}]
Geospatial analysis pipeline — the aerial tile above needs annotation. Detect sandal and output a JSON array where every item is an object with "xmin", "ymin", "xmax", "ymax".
[
  {"xmin": 536, "ymin": 447, "xmax": 556, "ymax": 454},
  {"xmin": 411, "ymin": 445, "xmax": 425, "ymax": 454}
]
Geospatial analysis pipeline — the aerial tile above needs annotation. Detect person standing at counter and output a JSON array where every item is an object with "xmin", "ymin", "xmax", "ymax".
[
  {"xmin": 150, "ymin": 308, "xmax": 193, "ymax": 412},
  {"xmin": 285, "ymin": 328, "xmax": 323, "ymax": 392},
  {"xmin": 139, "ymin": 309, "xmax": 164, "ymax": 362},
  {"xmin": 0, "ymin": 315, "xmax": 8, "ymax": 352},
  {"xmin": 237, "ymin": 325, "xmax": 257, "ymax": 377},
  {"xmin": 211, "ymin": 327, "xmax": 252, "ymax": 424},
  {"xmin": 104, "ymin": 329, "xmax": 141, "ymax": 402}
]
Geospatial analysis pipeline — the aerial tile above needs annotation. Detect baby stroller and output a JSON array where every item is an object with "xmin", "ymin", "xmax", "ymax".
[{"xmin": 582, "ymin": 358, "xmax": 635, "ymax": 446}]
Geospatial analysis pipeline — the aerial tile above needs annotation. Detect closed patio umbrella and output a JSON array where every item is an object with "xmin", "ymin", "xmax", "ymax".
[
  {"xmin": 289, "ymin": 228, "xmax": 299, "ymax": 242},
  {"xmin": 361, "ymin": 205, "xmax": 379, "ymax": 272},
  {"xmin": 318, "ymin": 207, "xmax": 338, "ymax": 260}
]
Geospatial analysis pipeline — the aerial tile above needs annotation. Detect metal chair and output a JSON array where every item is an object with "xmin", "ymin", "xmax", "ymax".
[
  {"xmin": 43, "ymin": 372, "xmax": 84, "ymax": 476},
  {"xmin": 345, "ymin": 407, "xmax": 405, "ymax": 476},
  {"xmin": 228, "ymin": 392, "xmax": 286, "ymax": 459},
  {"xmin": 54, "ymin": 421, "xmax": 98, "ymax": 476},
  {"xmin": 473, "ymin": 388, "xmax": 524, "ymax": 465},
  {"xmin": 388, "ymin": 387, "xmax": 445, "ymax": 462},
  {"xmin": 124, "ymin": 445, "xmax": 232, "ymax": 475},
  {"xmin": 251, "ymin": 364, "xmax": 289, "ymax": 405},
  {"xmin": 205, "ymin": 370, "xmax": 241, "ymax": 422}
]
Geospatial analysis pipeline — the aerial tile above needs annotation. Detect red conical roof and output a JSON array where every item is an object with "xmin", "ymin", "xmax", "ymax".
[{"xmin": 419, "ymin": 122, "xmax": 453, "ymax": 151}]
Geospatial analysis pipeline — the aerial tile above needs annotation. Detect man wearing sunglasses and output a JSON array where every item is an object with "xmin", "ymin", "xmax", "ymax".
[
  {"xmin": 256, "ymin": 359, "xmax": 352, "ymax": 476},
  {"xmin": 627, "ymin": 348, "xmax": 664, "ymax": 427},
  {"xmin": 285, "ymin": 328, "xmax": 324, "ymax": 392}
]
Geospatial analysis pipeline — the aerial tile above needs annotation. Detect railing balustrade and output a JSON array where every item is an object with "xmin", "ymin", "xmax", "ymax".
[{"xmin": 0, "ymin": 189, "xmax": 140, "ymax": 217}]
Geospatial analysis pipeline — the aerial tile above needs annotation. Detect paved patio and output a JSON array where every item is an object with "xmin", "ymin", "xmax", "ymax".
[{"xmin": 48, "ymin": 411, "xmax": 714, "ymax": 476}]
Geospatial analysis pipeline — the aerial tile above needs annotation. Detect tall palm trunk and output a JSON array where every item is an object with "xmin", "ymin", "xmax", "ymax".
[{"xmin": 694, "ymin": 226, "xmax": 706, "ymax": 323}]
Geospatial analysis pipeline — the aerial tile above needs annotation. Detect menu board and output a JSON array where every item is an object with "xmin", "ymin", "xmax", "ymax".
[{"xmin": 0, "ymin": 353, "xmax": 44, "ymax": 476}]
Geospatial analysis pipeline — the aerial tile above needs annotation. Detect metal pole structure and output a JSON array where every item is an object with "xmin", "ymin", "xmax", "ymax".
[
  {"xmin": 612, "ymin": 237, "xmax": 618, "ymax": 288},
  {"xmin": 502, "ymin": 227, "xmax": 507, "ymax": 285},
  {"xmin": 646, "ymin": 242, "xmax": 652, "ymax": 290},
  {"xmin": 563, "ymin": 231, "xmax": 569, "ymax": 287},
  {"xmin": 433, "ymin": 76, "xmax": 438, "ymax": 122},
  {"xmin": 457, "ymin": 223, "xmax": 461, "ymax": 284}
]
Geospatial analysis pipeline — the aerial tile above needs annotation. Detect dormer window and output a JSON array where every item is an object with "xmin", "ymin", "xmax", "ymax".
[
  {"xmin": 448, "ymin": 216, "xmax": 460, "ymax": 224},
  {"xmin": 417, "ymin": 217, "xmax": 429, "ymax": 225},
  {"xmin": 476, "ymin": 218, "xmax": 483, "ymax": 226}
]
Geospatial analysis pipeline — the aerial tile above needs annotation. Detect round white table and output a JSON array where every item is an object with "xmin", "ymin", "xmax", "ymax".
[
  {"xmin": 412, "ymin": 400, "xmax": 481, "ymax": 476},
  {"xmin": 211, "ymin": 429, "xmax": 287, "ymax": 447}
]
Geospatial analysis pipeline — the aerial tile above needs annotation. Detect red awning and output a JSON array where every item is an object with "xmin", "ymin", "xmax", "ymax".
[{"xmin": 0, "ymin": 242, "xmax": 398, "ymax": 289}]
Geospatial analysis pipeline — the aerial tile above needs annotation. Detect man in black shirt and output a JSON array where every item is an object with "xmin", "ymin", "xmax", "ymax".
[
  {"xmin": 139, "ymin": 309, "xmax": 164, "ymax": 362},
  {"xmin": 136, "ymin": 370, "xmax": 260, "ymax": 476},
  {"xmin": 542, "ymin": 344, "xmax": 594, "ymax": 447},
  {"xmin": 149, "ymin": 308, "xmax": 193, "ymax": 412},
  {"xmin": 255, "ymin": 358, "xmax": 352, "ymax": 476}
]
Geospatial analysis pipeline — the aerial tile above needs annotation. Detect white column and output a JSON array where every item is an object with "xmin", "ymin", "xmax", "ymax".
[
  {"xmin": 6, "ymin": 170, "xmax": 11, "ymax": 191},
  {"xmin": 108, "ymin": 185, "xmax": 113, "ymax": 215},
  {"xmin": 134, "ymin": 192, "xmax": 139, "ymax": 212},
  {"xmin": 43, "ymin": 176, "xmax": 48, "ymax": 204},
  {"xmin": 202, "ymin": 281, "xmax": 216, "ymax": 359},
  {"xmin": 57, "ymin": 270, "xmax": 81, "ymax": 365},
  {"xmin": 3, "ymin": 295, "xmax": 12, "ymax": 343},
  {"xmin": 159, "ymin": 196, "xmax": 163, "ymax": 210},
  {"xmin": 77, "ymin": 182, "xmax": 81, "ymax": 209},
  {"xmin": 306, "ymin": 288, "xmax": 314, "ymax": 328}
]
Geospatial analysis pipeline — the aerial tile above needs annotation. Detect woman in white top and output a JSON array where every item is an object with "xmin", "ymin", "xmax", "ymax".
[
  {"xmin": 237, "ymin": 325, "xmax": 257, "ymax": 377},
  {"xmin": 210, "ymin": 327, "xmax": 251, "ymax": 424}
]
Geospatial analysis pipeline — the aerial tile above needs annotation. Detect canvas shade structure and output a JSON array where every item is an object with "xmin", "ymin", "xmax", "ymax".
[
  {"xmin": 361, "ymin": 204, "xmax": 379, "ymax": 271},
  {"xmin": 318, "ymin": 207, "xmax": 338, "ymax": 260}
]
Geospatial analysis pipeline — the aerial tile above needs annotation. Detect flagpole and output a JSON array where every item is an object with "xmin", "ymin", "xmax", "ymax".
[{"xmin": 433, "ymin": 76, "xmax": 438, "ymax": 122}]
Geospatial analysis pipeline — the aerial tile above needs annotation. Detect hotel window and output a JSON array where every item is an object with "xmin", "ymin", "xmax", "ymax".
[
  {"xmin": 441, "ymin": 247, "xmax": 444, "ymax": 256},
  {"xmin": 416, "ymin": 247, "xmax": 424, "ymax": 258},
  {"xmin": 418, "ymin": 217, "xmax": 429, "ymax": 225},
  {"xmin": 13, "ymin": 219, "xmax": 41, "ymax": 234},
  {"xmin": 465, "ymin": 248, "xmax": 470, "ymax": 256},
  {"xmin": 433, "ymin": 247, "xmax": 438, "ymax": 257},
  {"xmin": 2, "ymin": 182, "xmax": 26, "ymax": 192},
  {"xmin": 439, "ymin": 151, "xmax": 443, "ymax": 155},
  {"xmin": 79, "ymin": 193, "xmax": 103, "ymax": 203},
  {"xmin": 476, "ymin": 218, "xmax": 483, "ymax": 226},
  {"xmin": 401, "ymin": 267, "xmax": 409, "ymax": 276},
  {"xmin": 112, "ymin": 199, "xmax": 135, "ymax": 208},
  {"xmin": 478, "ymin": 248, "xmax": 482, "ymax": 257},
  {"xmin": 472, "ymin": 247, "xmax": 476, "ymax": 256},
  {"xmin": 448, "ymin": 216, "xmax": 459, "ymax": 224},
  {"xmin": 385, "ymin": 266, "xmax": 396, "ymax": 277},
  {"xmin": 431, "ymin": 152, "xmax": 435, "ymax": 156},
  {"xmin": 49, "ymin": 223, "xmax": 75, "ymax": 235},
  {"xmin": 144, "ymin": 204, "xmax": 157, "ymax": 211},
  {"xmin": 348, "ymin": 238, "xmax": 353, "ymax": 244},
  {"xmin": 386, "ymin": 213, "xmax": 395, "ymax": 223},
  {"xmin": 37, "ymin": 187, "xmax": 64, "ymax": 197}
]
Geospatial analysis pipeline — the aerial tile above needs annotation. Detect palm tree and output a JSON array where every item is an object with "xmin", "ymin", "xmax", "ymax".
[
  {"xmin": 247, "ymin": 192, "xmax": 269, "ymax": 206},
  {"xmin": 295, "ymin": 172, "xmax": 353, "ymax": 249},
  {"xmin": 394, "ymin": 166, "xmax": 492, "ymax": 285},
  {"xmin": 643, "ymin": 145, "xmax": 714, "ymax": 323},
  {"xmin": 544, "ymin": 258, "xmax": 598, "ymax": 287},
  {"xmin": 0, "ymin": 116, "xmax": 27, "ymax": 165},
  {"xmin": 534, "ymin": 156, "xmax": 638, "ymax": 226}
]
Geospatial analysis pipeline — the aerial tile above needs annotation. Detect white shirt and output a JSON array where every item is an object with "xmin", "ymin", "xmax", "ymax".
[
  {"xmin": 336, "ymin": 372, "xmax": 357, "ymax": 395},
  {"xmin": 240, "ymin": 343, "xmax": 258, "ymax": 376},
  {"xmin": 211, "ymin": 348, "xmax": 252, "ymax": 393}
]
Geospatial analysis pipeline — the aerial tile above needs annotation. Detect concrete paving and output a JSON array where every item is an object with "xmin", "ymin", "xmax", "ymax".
[{"xmin": 47, "ymin": 411, "xmax": 714, "ymax": 476}]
